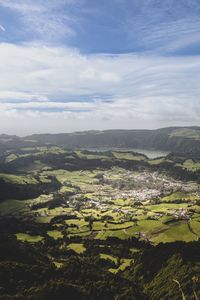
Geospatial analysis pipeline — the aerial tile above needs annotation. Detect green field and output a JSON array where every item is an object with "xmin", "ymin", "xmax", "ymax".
[
  {"xmin": 0, "ymin": 173, "xmax": 38, "ymax": 185},
  {"xmin": 0, "ymin": 200, "xmax": 28, "ymax": 215},
  {"xmin": 1, "ymin": 149, "xmax": 200, "ymax": 250},
  {"xmin": 16, "ymin": 233, "xmax": 44, "ymax": 243},
  {"xmin": 177, "ymin": 159, "xmax": 200, "ymax": 172},
  {"xmin": 47, "ymin": 230, "xmax": 63, "ymax": 239},
  {"xmin": 66, "ymin": 243, "xmax": 86, "ymax": 254}
]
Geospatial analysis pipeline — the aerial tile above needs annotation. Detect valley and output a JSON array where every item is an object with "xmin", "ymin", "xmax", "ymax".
[
  {"xmin": 0, "ymin": 145, "xmax": 200, "ymax": 299},
  {"xmin": 4, "ymin": 166, "xmax": 200, "ymax": 245}
]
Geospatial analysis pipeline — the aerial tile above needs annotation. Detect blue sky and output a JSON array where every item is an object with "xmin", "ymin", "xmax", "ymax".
[{"xmin": 0, "ymin": 0, "xmax": 200, "ymax": 134}]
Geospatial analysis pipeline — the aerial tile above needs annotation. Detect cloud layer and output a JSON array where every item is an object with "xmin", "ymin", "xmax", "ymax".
[{"xmin": 0, "ymin": 43, "xmax": 199, "ymax": 135}]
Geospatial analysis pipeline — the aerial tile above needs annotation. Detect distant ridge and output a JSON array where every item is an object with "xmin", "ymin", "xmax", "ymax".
[
  {"xmin": 0, "ymin": 126, "xmax": 200, "ymax": 154},
  {"xmin": 25, "ymin": 126, "xmax": 200, "ymax": 154}
]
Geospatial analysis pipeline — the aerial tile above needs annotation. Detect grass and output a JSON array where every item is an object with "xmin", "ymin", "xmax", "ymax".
[
  {"xmin": 177, "ymin": 159, "xmax": 200, "ymax": 172},
  {"xmin": 35, "ymin": 207, "xmax": 73, "ymax": 223},
  {"xmin": 3, "ymin": 159, "xmax": 198, "ymax": 246},
  {"xmin": 60, "ymin": 186, "xmax": 76, "ymax": 193},
  {"xmin": 100, "ymin": 253, "xmax": 118, "ymax": 264},
  {"xmin": 67, "ymin": 243, "xmax": 86, "ymax": 254},
  {"xmin": 29, "ymin": 194, "xmax": 54, "ymax": 205},
  {"xmin": 114, "ymin": 198, "xmax": 132, "ymax": 206},
  {"xmin": 122, "ymin": 220, "xmax": 168, "ymax": 240},
  {"xmin": 100, "ymin": 251, "xmax": 133, "ymax": 274},
  {"xmin": 162, "ymin": 191, "xmax": 198, "ymax": 202},
  {"xmin": 0, "ymin": 200, "xmax": 28, "ymax": 215},
  {"xmin": 17, "ymin": 147, "xmax": 67, "ymax": 159},
  {"xmin": 112, "ymin": 151, "xmax": 145, "ymax": 161},
  {"xmin": 170, "ymin": 128, "xmax": 200, "ymax": 140},
  {"xmin": 75, "ymin": 150, "xmax": 111, "ymax": 160},
  {"xmin": 190, "ymin": 220, "xmax": 200, "ymax": 236},
  {"xmin": 47, "ymin": 230, "xmax": 63, "ymax": 239},
  {"xmin": 42, "ymin": 169, "xmax": 100, "ymax": 187},
  {"xmin": 0, "ymin": 173, "xmax": 38, "ymax": 185},
  {"xmin": 65, "ymin": 218, "xmax": 88, "ymax": 227},
  {"xmin": 35, "ymin": 216, "xmax": 55, "ymax": 223},
  {"xmin": 145, "ymin": 203, "xmax": 189, "ymax": 213},
  {"xmin": 81, "ymin": 209, "xmax": 102, "ymax": 219},
  {"xmin": 151, "ymin": 221, "xmax": 197, "ymax": 244},
  {"xmin": 160, "ymin": 215, "xmax": 176, "ymax": 224},
  {"xmin": 39, "ymin": 175, "xmax": 52, "ymax": 183},
  {"xmin": 52, "ymin": 261, "xmax": 64, "ymax": 268},
  {"xmin": 16, "ymin": 233, "xmax": 43, "ymax": 243},
  {"xmin": 130, "ymin": 248, "xmax": 141, "ymax": 254},
  {"xmin": 106, "ymin": 221, "xmax": 134, "ymax": 230},
  {"xmin": 5, "ymin": 154, "xmax": 18, "ymax": 163},
  {"xmin": 108, "ymin": 258, "xmax": 132, "ymax": 274},
  {"xmin": 92, "ymin": 221, "xmax": 106, "ymax": 231},
  {"xmin": 148, "ymin": 158, "xmax": 166, "ymax": 165},
  {"xmin": 68, "ymin": 231, "xmax": 91, "ymax": 238},
  {"xmin": 95, "ymin": 229, "xmax": 129, "ymax": 240},
  {"xmin": 118, "ymin": 258, "xmax": 132, "ymax": 271}
]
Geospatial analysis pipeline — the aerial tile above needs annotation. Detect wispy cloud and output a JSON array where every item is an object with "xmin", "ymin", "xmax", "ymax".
[
  {"xmin": 0, "ymin": 0, "xmax": 78, "ymax": 41},
  {"xmin": 0, "ymin": 24, "xmax": 5, "ymax": 31},
  {"xmin": 0, "ymin": 91, "xmax": 49, "ymax": 102},
  {"xmin": 124, "ymin": 0, "xmax": 200, "ymax": 54},
  {"xmin": 0, "ymin": 95, "xmax": 199, "ymax": 136},
  {"xmin": 1, "ymin": 0, "xmax": 200, "ymax": 54}
]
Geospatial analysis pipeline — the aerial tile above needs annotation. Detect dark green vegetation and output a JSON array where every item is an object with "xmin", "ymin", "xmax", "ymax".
[
  {"xmin": 26, "ymin": 127, "xmax": 200, "ymax": 153},
  {"xmin": 1, "ymin": 126, "xmax": 200, "ymax": 154},
  {"xmin": 0, "ymin": 143, "xmax": 200, "ymax": 299}
]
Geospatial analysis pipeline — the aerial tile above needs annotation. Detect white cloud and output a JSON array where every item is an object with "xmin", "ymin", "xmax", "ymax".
[
  {"xmin": 79, "ymin": 67, "xmax": 120, "ymax": 82},
  {"xmin": 0, "ymin": 96, "xmax": 199, "ymax": 136},
  {"xmin": 0, "ymin": 24, "xmax": 5, "ymax": 31},
  {"xmin": 0, "ymin": 42, "xmax": 200, "ymax": 134},
  {"xmin": 0, "ymin": 91, "xmax": 49, "ymax": 102}
]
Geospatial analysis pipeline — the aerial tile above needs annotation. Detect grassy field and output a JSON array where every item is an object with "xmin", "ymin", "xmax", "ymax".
[
  {"xmin": 75, "ymin": 150, "xmax": 112, "ymax": 160},
  {"xmin": 162, "ymin": 191, "xmax": 200, "ymax": 202},
  {"xmin": 5, "ymin": 147, "xmax": 67, "ymax": 163},
  {"xmin": 108, "ymin": 258, "xmax": 132, "ymax": 274},
  {"xmin": 0, "ymin": 173, "xmax": 38, "ymax": 185},
  {"xmin": 2, "ymin": 150, "xmax": 200, "ymax": 247},
  {"xmin": 100, "ymin": 253, "xmax": 118, "ymax": 264},
  {"xmin": 16, "ymin": 233, "xmax": 44, "ymax": 243},
  {"xmin": 151, "ymin": 221, "xmax": 197, "ymax": 243},
  {"xmin": 47, "ymin": 230, "xmax": 63, "ymax": 239},
  {"xmin": 112, "ymin": 151, "xmax": 145, "ymax": 161},
  {"xmin": 148, "ymin": 158, "xmax": 166, "ymax": 165},
  {"xmin": 176, "ymin": 159, "xmax": 200, "ymax": 172},
  {"xmin": 170, "ymin": 128, "xmax": 200, "ymax": 140},
  {"xmin": 66, "ymin": 243, "xmax": 86, "ymax": 254},
  {"xmin": 0, "ymin": 200, "xmax": 28, "ymax": 215}
]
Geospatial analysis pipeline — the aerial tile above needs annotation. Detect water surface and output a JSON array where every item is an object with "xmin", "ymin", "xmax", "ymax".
[{"xmin": 81, "ymin": 147, "xmax": 170, "ymax": 159}]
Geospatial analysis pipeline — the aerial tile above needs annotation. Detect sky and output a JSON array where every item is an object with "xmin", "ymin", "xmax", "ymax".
[{"xmin": 0, "ymin": 0, "xmax": 200, "ymax": 135}]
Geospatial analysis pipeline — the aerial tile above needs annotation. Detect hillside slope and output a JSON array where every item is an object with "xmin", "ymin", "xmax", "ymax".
[
  {"xmin": 26, "ymin": 127, "xmax": 200, "ymax": 154},
  {"xmin": 0, "ymin": 127, "xmax": 200, "ymax": 154}
]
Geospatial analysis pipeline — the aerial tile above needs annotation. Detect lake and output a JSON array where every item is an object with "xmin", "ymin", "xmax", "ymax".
[{"xmin": 81, "ymin": 147, "xmax": 170, "ymax": 159}]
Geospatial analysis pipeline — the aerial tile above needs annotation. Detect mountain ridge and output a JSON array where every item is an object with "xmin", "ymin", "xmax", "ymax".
[
  {"xmin": 0, "ymin": 126, "xmax": 200, "ymax": 154},
  {"xmin": 25, "ymin": 126, "xmax": 200, "ymax": 154}
]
